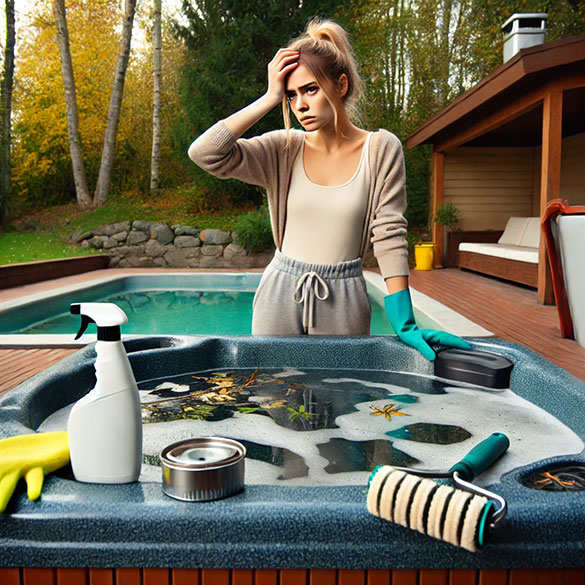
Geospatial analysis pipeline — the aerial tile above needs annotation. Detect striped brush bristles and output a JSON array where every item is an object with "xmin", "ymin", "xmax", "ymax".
[{"xmin": 367, "ymin": 466, "xmax": 490, "ymax": 552}]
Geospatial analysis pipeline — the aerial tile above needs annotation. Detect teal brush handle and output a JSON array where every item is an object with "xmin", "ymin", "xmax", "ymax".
[{"xmin": 449, "ymin": 432, "xmax": 509, "ymax": 481}]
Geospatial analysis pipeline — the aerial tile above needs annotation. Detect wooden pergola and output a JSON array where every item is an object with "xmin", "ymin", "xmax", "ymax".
[{"xmin": 406, "ymin": 34, "xmax": 585, "ymax": 304}]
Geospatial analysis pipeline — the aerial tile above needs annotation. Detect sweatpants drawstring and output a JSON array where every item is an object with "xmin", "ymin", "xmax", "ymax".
[{"xmin": 293, "ymin": 271, "xmax": 330, "ymax": 333}]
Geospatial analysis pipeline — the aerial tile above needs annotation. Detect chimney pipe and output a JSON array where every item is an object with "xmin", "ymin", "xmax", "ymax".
[{"xmin": 502, "ymin": 13, "xmax": 548, "ymax": 62}]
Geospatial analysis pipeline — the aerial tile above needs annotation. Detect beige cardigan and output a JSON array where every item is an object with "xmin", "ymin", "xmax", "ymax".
[{"xmin": 188, "ymin": 121, "xmax": 409, "ymax": 278}]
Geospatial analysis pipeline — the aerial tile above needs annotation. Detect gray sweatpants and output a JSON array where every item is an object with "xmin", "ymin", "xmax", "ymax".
[{"xmin": 251, "ymin": 250, "xmax": 371, "ymax": 335}]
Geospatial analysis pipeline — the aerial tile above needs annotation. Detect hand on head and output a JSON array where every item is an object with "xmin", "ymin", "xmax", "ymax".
[{"xmin": 266, "ymin": 49, "xmax": 299, "ymax": 105}]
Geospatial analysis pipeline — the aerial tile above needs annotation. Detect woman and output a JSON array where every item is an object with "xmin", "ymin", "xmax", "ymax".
[{"xmin": 189, "ymin": 18, "xmax": 470, "ymax": 360}]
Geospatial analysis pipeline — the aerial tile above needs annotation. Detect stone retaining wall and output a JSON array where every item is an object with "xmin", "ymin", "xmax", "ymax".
[{"xmin": 71, "ymin": 221, "xmax": 274, "ymax": 269}]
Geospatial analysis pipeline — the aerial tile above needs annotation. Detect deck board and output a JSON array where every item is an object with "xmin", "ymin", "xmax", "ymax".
[
  {"xmin": 409, "ymin": 267, "xmax": 585, "ymax": 380},
  {"xmin": 1, "ymin": 267, "xmax": 584, "ymax": 396}
]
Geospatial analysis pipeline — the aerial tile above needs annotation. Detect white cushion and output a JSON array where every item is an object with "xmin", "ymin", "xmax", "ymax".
[
  {"xmin": 519, "ymin": 217, "xmax": 541, "ymax": 248},
  {"xmin": 502, "ymin": 245, "xmax": 539, "ymax": 263},
  {"xmin": 459, "ymin": 242, "xmax": 488, "ymax": 253},
  {"xmin": 498, "ymin": 217, "xmax": 529, "ymax": 246},
  {"xmin": 459, "ymin": 242, "xmax": 538, "ymax": 263}
]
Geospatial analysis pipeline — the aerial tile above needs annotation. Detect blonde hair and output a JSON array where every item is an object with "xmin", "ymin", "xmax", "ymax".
[{"xmin": 282, "ymin": 18, "xmax": 364, "ymax": 136}]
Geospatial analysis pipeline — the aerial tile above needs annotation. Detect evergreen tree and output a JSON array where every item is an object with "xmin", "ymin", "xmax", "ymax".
[{"xmin": 175, "ymin": 0, "xmax": 347, "ymax": 205}]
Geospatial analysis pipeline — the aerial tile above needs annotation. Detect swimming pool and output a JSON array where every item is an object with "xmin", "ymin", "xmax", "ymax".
[{"xmin": 0, "ymin": 271, "xmax": 491, "ymax": 346}]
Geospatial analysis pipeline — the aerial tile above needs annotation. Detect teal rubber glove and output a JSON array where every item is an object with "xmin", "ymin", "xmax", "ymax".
[{"xmin": 384, "ymin": 289, "xmax": 472, "ymax": 361}]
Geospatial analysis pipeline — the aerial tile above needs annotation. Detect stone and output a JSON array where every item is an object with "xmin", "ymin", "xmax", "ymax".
[
  {"xmin": 164, "ymin": 246, "xmax": 188, "ymax": 267},
  {"xmin": 186, "ymin": 255, "xmax": 201, "ymax": 268},
  {"xmin": 153, "ymin": 257, "xmax": 168, "ymax": 267},
  {"xmin": 185, "ymin": 247, "xmax": 202, "ymax": 259},
  {"xmin": 200, "ymin": 229, "xmax": 232, "ymax": 245},
  {"xmin": 119, "ymin": 256, "xmax": 156, "ymax": 268},
  {"xmin": 68, "ymin": 229, "xmax": 83, "ymax": 243},
  {"xmin": 103, "ymin": 236, "xmax": 119, "ymax": 249},
  {"xmin": 201, "ymin": 244, "xmax": 223, "ymax": 257},
  {"xmin": 145, "ymin": 239, "xmax": 168, "ymax": 258},
  {"xmin": 112, "ymin": 231, "xmax": 128, "ymax": 243},
  {"xmin": 109, "ymin": 256, "xmax": 120, "ymax": 268},
  {"xmin": 127, "ymin": 230, "xmax": 148, "ymax": 245},
  {"xmin": 200, "ymin": 255, "xmax": 227, "ymax": 268},
  {"xmin": 80, "ymin": 240, "xmax": 90, "ymax": 249},
  {"xmin": 223, "ymin": 243, "xmax": 248, "ymax": 260},
  {"xmin": 88, "ymin": 236, "xmax": 104, "ymax": 249},
  {"xmin": 94, "ymin": 221, "xmax": 129, "ymax": 237},
  {"xmin": 112, "ymin": 221, "xmax": 130, "ymax": 234},
  {"xmin": 174, "ymin": 225, "xmax": 201, "ymax": 237},
  {"xmin": 121, "ymin": 244, "xmax": 146, "ymax": 258},
  {"xmin": 133, "ymin": 220, "xmax": 151, "ymax": 233},
  {"xmin": 75, "ymin": 230, "xmax": 95, "ymax": 243},
  {"xmin": 150, "ymin": 223, "xmax": 174, "ymax": 245},
  {"xmin": 174, "ymin": 235, "xmax": 200, "ymax": 248}
]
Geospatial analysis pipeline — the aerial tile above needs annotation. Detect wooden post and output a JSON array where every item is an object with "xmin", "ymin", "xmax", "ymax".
[
  {"xmin": 431, "ymin": 150, "xmax": 445, "ymax": 268},
  {"xmin": 538, "ymin": 88, "xmax": 563, "ymax": 305}
]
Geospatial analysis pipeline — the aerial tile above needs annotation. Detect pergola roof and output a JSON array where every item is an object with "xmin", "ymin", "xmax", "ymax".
[{"xmin": 406, "ymin": 35, "xmax": 585, "ymax": 151}]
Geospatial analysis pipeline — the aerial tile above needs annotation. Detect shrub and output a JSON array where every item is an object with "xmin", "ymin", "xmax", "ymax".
[{"xmin": 235, "ymin": 204, "xmax": 274, "ymax": 252}]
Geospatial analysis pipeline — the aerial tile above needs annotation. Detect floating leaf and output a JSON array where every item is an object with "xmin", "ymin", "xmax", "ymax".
[
  {"xmin": 265, "ymin": 400, "xmax": 287, "ymax": 409},
  {"xmin": 369, "ymin": 403, "xmax": 411, "ymax": 420},
  {"xmin": 236, "ymin": 406, "xmax": 260, "ymax": 414},
  {"xmin": 287, "ymin": 405, "xmax": 314, "ymax": 422}
]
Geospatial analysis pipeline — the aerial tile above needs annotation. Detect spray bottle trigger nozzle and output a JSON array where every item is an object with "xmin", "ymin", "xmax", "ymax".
[{"xmin": 73, "ymin": 312, "xmax": 95, "ymax": 340}]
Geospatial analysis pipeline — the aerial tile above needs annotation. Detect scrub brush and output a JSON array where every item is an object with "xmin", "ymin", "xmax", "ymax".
[{"xmin": 367, "ymin": 432, "xmax": 509, "ymax": 552}]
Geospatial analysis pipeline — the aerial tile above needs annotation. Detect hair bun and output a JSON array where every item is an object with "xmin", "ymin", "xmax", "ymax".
[{"xmin": 306, "ymin": 18, "xmax": 346, "ymax": 54}]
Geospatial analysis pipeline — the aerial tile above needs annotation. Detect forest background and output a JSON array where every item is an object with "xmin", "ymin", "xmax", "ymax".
[{"xmin": 0, "ymin": 0, "xmax": 584, "ymax": 264}]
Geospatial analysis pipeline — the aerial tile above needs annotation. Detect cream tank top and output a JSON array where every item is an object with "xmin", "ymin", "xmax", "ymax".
[{"xmin": 281, "ymin": 132, "xmax": 372, "ymax": 265}]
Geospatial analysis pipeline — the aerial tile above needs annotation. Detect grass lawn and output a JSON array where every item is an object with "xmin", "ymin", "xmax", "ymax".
[
  {"xmin": 0, "ymin": 188, "xmax": 255, "ymax": 265},
  {"xmin": 0, "ymin": 232, "xmax": 98, "ymax": 265}
]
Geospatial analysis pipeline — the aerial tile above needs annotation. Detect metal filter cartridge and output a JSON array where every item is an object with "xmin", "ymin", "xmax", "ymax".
[{"xmin": 160, "ymin": 437, "xmax": 246, "ymax": 501}]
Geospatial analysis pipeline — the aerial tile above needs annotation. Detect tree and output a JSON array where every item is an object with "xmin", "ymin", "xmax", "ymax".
[
  {"xmin": 0, "ymin": 0, "xmax": 16, "ymax": 224},
  {"xmin": 176, "ymin": 0, "xmax": 348, "ymax": 205},
  {"xmin": 0, "ymin": 0, "xmax": 15, "ymax": 224},
  {"xmin": 94, "ymin": 0, "xmax": 138, "ymax": 206},
  {"xmin": 52, "ymin": 0, "xmax": 92, "ymax": 210},
  {"xmin": 150, "ymin": 0, "xmax": 162, "ymax": 192}
]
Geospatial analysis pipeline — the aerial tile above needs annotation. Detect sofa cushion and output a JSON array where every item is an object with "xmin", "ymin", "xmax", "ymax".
[
  {"xmin": 498, "ymin": 217, "xmax": 529, "ymax": 246},
  {"xmin": 459, "ymin": 242, "xmax": 539, "ymax": 263},
  {"xmin": 519, "ymin": 217, "xmax": 541, "ymax": 248}
]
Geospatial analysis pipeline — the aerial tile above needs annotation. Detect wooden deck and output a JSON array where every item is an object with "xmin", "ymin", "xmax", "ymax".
[
  {"xmin": 409, "ymin": 267, "xmax": 585, "ymax": 380},
  {"xmin": 1, "ymin": 266, "xmax": 584, "ymax": 396}
]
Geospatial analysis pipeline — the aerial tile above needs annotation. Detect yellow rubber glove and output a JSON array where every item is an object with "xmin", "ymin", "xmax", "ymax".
[{"xmin": 0, "ymin": 432, "xmax": 70, "ymax": 513}]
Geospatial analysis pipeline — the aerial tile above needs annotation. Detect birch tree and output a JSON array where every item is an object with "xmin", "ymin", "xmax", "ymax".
[
  {"xmin": 150, "ymin": 0, "xmax": 162, "ymax": 192},
  {"xmin": 0, "ymin": 0, "xmax": 16, "ymax": 223},
  {"xmin": 52, "ymin": 0, "xmax": 92, "ymax": 210},
  {"xmin": 94, "ymin": 0, "xmax": 137, "ymax": 207}
]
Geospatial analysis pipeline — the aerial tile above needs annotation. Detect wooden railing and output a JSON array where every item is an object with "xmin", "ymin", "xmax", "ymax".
[{"xmin": 0, "ymin": 255, "xmax": 110, "ymax": 290}]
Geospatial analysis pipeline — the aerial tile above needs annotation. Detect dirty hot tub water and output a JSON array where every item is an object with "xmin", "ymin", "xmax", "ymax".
[{"xmin": 1, "ymin": 335, "xmax": 585, "ymax": 581}]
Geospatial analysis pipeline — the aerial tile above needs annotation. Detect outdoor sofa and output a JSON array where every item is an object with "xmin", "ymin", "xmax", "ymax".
[{"xmin": 458, "ymin": 217, "xmax": 540, "ymax": 287}]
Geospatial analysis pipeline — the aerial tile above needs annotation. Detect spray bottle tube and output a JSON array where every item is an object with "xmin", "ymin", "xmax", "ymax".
[{"xmin": 68, "ymin": 303, "xmax": 142, "ymax": 483}]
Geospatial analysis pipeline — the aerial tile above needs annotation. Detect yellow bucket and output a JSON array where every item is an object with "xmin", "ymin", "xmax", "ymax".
[{"xmin": 414, "ymin": 243, "xmax": 435, "ymax": 270}]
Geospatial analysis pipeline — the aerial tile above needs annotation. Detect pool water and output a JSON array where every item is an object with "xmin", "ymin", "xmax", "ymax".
[
  {"xmin": 39, "ymin": 366, "xmax": 584, "ymax": 487},
  {"xmin": 6, "ymin": 289, "xmax": 394, "ymax": 336}
]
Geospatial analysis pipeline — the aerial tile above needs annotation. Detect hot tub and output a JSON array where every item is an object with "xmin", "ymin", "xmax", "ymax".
[{"xmin": 1, "ymin": 335, "xmax": 584, "ymax": 583}]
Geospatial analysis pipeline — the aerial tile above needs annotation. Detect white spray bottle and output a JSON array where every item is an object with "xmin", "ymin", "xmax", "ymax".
[{"xmin": 68, "ymin": 302, "xmax": 142, "ymax": 483}]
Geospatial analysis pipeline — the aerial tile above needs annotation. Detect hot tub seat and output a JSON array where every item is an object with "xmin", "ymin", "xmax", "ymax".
[{"xmin": 1, "ymin": 335, "xmax": 584, "ymax": 570}]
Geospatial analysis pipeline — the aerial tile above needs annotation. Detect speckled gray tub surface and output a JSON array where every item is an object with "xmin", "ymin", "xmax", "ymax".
[{"xmin": 1, "ymin": 335, "xmax": 585, "ymax": 569}]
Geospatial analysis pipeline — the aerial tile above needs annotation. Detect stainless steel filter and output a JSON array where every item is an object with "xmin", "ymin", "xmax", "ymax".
[{"xmin": 160, "ymin": 437, "xmax": 246, "ymax": 501}]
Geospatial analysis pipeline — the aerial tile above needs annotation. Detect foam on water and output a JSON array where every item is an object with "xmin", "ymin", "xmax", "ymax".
[{"xmin": 39, "ymin": 368, "xmax": 583, "ymax": 487}]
